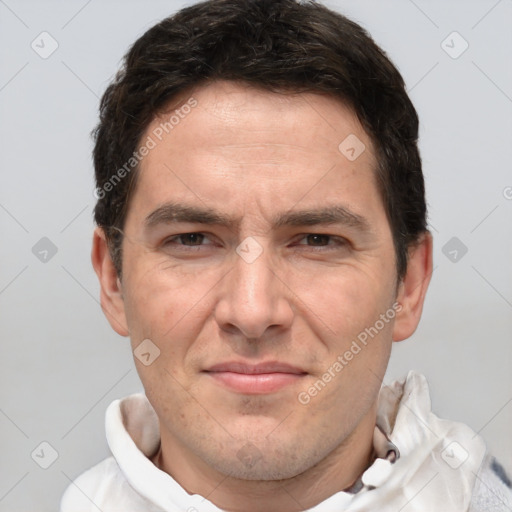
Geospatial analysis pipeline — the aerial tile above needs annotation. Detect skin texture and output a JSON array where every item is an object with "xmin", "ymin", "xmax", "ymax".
[{"xmin": 92, "ymin": 80, "xmax": 432, "ymax": 512}]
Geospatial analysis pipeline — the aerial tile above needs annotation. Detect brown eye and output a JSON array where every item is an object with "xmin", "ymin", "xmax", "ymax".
[
  {"xmin": 305, "ymin": 234, "xmax": 330, "ymax": 246},
  {"xmin": 178, "ymin": 233, "xmax": 205, "ymax": 246},
  {"xmin": 294, "ymin": 234, "xmax": 349, "ymax": 251}
]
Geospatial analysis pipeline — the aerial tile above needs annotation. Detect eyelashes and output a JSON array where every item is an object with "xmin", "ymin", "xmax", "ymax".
[{"xmin": 161, "ymin": 232, "xmax": 349, "ymax": 253}]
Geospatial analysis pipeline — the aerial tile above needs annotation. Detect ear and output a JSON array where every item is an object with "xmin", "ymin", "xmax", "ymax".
[
  {"xmin": 392, "ymin": 231, "xmax": 433, "ymax": 342},
  {"xmin": 91, "ymin": 227, "xmax": 129, "ymax": 337}
]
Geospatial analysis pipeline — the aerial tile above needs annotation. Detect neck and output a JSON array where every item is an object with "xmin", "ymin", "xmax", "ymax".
[{"xmin": 152, "ymin": 406, "xmax": 377, "ymax": 512}]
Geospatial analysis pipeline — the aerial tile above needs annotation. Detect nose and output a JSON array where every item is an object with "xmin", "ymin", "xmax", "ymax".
[{"xmin": 214, "ymin": 242, "xmax": 294, "ymax": 340}]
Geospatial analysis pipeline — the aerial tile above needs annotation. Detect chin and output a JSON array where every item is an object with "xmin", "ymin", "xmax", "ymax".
[
  {"xmin": 211, "ymin": 449, "xmax": 309, "ymax": 481},
  {"xmin": 198, "ymin": 428, "xmax": 329, "ymax": 482}
]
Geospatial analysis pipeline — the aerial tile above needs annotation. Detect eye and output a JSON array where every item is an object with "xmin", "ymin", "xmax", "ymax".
[
  {"xmin": 163, "ymin": 232, "xmax": 211, "ymax": 247},
  {"xmin": 301, "ymin": 234, "xmax": 331, "ymax": 246},
  {"xmin": 296, "ymin": 234, "xmax": 346, "ymax": 248},
  {"xmin": 177, "ymin": 233, "xmax": 205, "ymax": 246}
]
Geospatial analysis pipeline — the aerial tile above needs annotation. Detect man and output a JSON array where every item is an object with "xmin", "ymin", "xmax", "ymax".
[{"xmin": 61, "ymin": 0, "xmax": 511, "ymax": 510}]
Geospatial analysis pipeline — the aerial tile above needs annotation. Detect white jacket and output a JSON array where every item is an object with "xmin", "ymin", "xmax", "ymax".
[{"xmin": 61, "ymin": 372, "xmax": 512, "ymax": 511}]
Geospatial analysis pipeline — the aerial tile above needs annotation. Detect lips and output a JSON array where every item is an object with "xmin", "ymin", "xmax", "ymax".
[{"xmin": 203, "ymin": 361, "xmax": 307, "ymax": 394}]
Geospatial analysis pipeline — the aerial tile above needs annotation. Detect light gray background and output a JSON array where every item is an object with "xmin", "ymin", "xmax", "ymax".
[{"xmin": 1, "ymin": 1, "xmax": 511, "ymax": 510}]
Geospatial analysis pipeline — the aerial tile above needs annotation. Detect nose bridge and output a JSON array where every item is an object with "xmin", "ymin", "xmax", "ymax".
[
  {"xmin": 234, "ymin": 248, "xmax": 273, "ymax": 305},
  {"xmin": 214, "ymin": 239, "xmax": 292, "ymax": 338}
]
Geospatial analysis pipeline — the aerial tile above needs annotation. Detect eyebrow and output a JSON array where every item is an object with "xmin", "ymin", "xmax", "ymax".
[
  {"xmin": 145, "ymin": 203, "xmax": 231, "ymax": 228},
  {"xmin": 144, "ymin": 202, "xmax": 372, "ymax": 233},
  {"xmin": 273, "ymin": 205, "xmax": 371, "ymax": 232}
]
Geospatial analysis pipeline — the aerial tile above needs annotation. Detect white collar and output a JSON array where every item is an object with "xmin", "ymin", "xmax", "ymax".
[{"xmin": 105, "ymin": 371, "xmax": 486, "ymax": 511}]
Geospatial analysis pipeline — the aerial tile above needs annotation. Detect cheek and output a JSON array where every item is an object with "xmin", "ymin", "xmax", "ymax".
[
  {"xmin": 292, "ymin": 262, "xmax": 395, "ymax": 340},
  {"xmin": 121, "ymin": 263, "xmax": 218, "ymax": 400},
  {"xmin": 298, "ymin": 276, "xmax": 395, "ymax": 424},
  {"xmin": 121, "ymin": 257, "xmax": 219, "ymax": 349}
]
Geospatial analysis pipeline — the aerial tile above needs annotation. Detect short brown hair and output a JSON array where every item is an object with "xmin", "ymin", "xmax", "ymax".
[{"xmin": 93, "ymin": 0, "xmax": 427, "ymax": 280}]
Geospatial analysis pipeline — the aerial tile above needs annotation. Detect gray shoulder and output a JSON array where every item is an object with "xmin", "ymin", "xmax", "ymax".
[{"xmin": 469, "ymin": 455, "xmax": 512, "ymax": 512}]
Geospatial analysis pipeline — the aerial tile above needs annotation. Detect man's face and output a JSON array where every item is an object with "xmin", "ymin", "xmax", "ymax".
[{"xmin": 113, "ymin": 81, "xmax": 403, "ymax": 479}]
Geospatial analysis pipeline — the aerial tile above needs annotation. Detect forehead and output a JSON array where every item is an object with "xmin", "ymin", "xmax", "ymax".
[
  {"xmin": 128, "ymin": 81, "xmax": 384, "ymax": 228},
  {"xmin": 149, "ymin": 81, "xmax": 373, "ymax": 161}
]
